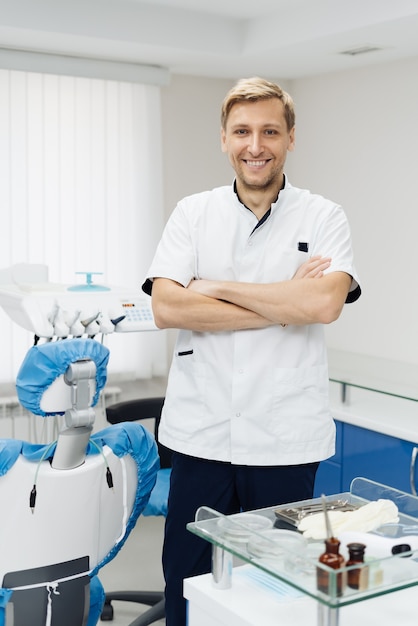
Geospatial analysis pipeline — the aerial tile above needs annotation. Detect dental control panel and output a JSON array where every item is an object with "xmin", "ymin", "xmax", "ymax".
[{"xmin": 0, "ymin": 264, "xmax": 157, "ymax": 338}]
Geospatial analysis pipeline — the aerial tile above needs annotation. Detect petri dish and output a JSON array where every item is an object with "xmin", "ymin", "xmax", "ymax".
[
  {"xmin": 218, "ymin": 513, "xmax": 272, "ymax": 542},
  {"xmin": 247, "ymin": 528, "xmax": 306, "ymax": 558}
]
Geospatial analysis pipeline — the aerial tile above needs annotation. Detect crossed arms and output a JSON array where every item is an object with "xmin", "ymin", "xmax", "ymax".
[{"xmin": 151, "ymin": 256, "xmax": 352, "ymax": 332}]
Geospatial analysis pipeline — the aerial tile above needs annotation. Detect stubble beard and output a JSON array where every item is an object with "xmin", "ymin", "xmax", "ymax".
[{"xmin": 237, "ymin": 164, "xmax": 282, "ymax": 194}]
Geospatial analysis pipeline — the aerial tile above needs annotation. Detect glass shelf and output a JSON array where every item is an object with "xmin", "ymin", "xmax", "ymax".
[
  {"xmin": 327, "ymin": 349, "xmax": 418, "ymax": 403},
  {"xmin": 187, "ymin": 479, "xmax": 418, "ymax": 624}
]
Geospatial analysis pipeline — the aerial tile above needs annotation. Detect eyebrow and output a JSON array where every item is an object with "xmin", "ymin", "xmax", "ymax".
[{"xmin": 229, "ymin": 122, "xmax": 284, "ymax": 130}]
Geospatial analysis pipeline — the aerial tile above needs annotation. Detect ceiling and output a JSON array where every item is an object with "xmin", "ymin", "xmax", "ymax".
[{"xmin": 1, "ymin": 0, "xmax": 418, "ymax": 80}]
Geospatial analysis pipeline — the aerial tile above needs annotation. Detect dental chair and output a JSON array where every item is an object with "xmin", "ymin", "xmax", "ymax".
[
  {"xmin": 0, "ymin": 338, "xmax": 159, "ymax": 626},
  {"xmin": 101, "ymin": 396, "xmax": 170, "ymax": 625}
]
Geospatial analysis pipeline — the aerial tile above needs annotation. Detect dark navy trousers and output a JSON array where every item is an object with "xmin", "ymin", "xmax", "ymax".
[{"xmin": 162, "ymin": 452, "xmax": 319, "ymax": 626}]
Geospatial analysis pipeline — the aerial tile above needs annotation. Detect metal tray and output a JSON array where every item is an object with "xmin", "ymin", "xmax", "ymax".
[{"xmin": 274, "ymin": 499, "xmax": 360, "ymax": 527}]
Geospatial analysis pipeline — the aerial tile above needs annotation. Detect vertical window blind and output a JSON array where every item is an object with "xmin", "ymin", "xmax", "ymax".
[{"xmin": 0, "ymin": 69, "xmax": 166, "ymax": 383}]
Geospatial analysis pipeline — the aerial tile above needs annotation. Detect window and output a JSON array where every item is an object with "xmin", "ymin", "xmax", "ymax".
[{"xmin": 0, "ymin": 69, "xmax": 166, "ymax": 382}]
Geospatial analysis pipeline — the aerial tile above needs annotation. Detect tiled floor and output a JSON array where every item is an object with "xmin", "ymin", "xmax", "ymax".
[{"xmin": 99, "ymin": 512, "xmax": 166, "ymax": 626}]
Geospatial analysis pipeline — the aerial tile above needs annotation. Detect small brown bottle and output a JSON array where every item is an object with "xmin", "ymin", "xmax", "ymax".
[
  {"xmin": 346, "ymin": 542, "xmax": 368, "ymax": 590},
  {"xmin": 317, "ymin": 537, "xmax": 346, "ymax": 597}
]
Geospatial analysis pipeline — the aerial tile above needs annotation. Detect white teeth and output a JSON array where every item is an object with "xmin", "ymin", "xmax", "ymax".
[{"xmin": 246, "ymin": 160, "xmax": 266, "ymax": 167}]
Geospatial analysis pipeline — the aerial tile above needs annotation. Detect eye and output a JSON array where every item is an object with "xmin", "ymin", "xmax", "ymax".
[
  {"xmin": 264, "ymin": 129, "xmax": 278, "ymax": 136},
  {"xmin": 235, "ymin": 129, "xmax": 248, "ymax": 135}
]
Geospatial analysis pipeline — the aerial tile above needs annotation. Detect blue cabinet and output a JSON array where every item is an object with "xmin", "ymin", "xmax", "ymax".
[
  {"xmin": 342, "ymin": 423, "xmax": 416, "ymax": 494},
  {"xmin": 314, "ymin": 420, "xmax": 418, "ymax": 497}
]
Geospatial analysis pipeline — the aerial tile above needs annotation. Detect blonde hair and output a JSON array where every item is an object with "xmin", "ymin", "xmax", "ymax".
[{"xmin": 221, "ymin": 77, "xmax": 295, "ymax": 131}]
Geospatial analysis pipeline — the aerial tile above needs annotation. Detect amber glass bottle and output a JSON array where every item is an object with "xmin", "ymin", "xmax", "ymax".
[
  {"xmin": 346, "ymin": 542, "xmax": 368, "ymax": 590},
  {"xmin": 317, "ymin": 537, "xmax": 346, "ymax": 597}
]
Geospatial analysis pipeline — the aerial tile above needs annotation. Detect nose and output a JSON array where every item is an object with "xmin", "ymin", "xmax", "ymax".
[{"xmin": 248, "ymin": 132, "xmax": 263, "ymax": 156}]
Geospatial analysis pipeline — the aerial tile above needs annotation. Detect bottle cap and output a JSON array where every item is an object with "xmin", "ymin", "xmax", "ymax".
[{"xmin": 347, "ymin": 542, "xmax": 366, "ymax": 556}]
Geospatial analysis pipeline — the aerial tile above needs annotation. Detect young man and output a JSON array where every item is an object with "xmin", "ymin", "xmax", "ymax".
[{"xmin": 142, "ymin": 77, "xmax": 361, "ymax": 625}]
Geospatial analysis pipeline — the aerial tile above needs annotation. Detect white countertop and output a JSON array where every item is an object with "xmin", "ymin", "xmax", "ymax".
[{"xmin": 329, "ymin": 380, "xmax": 418, "ymax": 444}]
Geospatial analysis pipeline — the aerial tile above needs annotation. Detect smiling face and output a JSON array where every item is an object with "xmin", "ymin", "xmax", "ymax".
[{"xmin": 221, "ymin": 98, "xmax": 295, "ymax": 201}]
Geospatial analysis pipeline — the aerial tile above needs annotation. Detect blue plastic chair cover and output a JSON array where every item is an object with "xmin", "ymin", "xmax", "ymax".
[{"xmin": 16, "ymin": 338, "xmax": 109, "ymax": 416}]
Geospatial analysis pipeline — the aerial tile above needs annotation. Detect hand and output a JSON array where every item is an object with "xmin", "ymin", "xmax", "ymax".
[{"xmin": 292, "ymin": 255, "xmax": 331, "ymax": 280}]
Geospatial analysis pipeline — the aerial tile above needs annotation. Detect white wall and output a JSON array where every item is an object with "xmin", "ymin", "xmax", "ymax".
[
  {"xmin": 160, "ymin": 75, "xmax": 234, "ymax": 221},
  {"xmin": 289, "ymin": 57, "xmax": 418, "ymax": 365},
  {"xmin": 159, "ymin": 65, "xmax": 418, "ymax": 369}
]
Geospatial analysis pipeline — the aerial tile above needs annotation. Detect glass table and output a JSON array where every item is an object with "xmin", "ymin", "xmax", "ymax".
[{"xmin": 187, "ymin": 478, "xmax": 418, "ymax": 626}]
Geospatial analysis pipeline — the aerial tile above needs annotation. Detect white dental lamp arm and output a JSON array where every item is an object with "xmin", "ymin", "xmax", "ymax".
[
  {"xmin": 64, "ymin": 360, "xmax": 97, "ymax": 427},
  {"xmin": 50, "ymin": 359, "xmax": 98, "ymax": 471}
]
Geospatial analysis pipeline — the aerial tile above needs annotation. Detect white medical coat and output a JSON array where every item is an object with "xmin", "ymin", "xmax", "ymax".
[{"xmin": 144, "ymin": 179, "xmax": 360, "ymax": 466}]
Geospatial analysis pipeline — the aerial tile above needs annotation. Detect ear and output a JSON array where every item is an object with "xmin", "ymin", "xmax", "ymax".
[
  {"xmin": 288, "ymin": 126, "xmax": 296, "ymax": 152},
  {"xmin": 220, "ymin": 127, "xmax": 227, "ymax": 153}
]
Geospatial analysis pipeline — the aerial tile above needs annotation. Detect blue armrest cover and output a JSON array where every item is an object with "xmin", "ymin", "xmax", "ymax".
[{"xmin": 142, "ymin": 467, "xmax": 170, "ymax": 517}]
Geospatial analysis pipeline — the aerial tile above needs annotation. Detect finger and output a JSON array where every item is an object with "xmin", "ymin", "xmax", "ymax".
[{"xmin": 309, "ymin": 259, "xmax": 331, "ymax": 272}]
